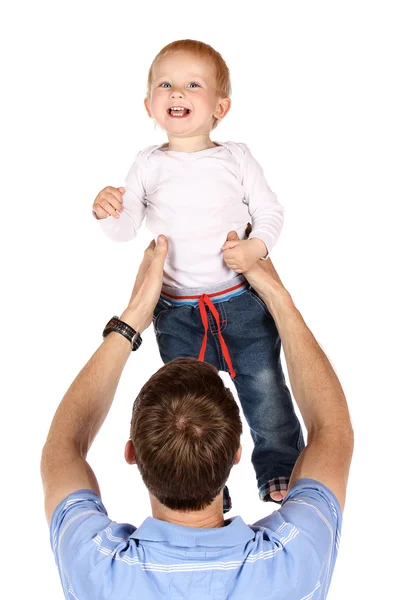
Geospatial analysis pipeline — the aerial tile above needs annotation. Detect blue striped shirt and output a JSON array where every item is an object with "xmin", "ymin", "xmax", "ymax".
[{"xmin": 50, "ymin": 478, "xmax": 342, "ymax": 599}]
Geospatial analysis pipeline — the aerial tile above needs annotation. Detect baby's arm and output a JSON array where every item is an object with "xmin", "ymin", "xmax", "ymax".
[
  {"xmin": 92, "ymin": 155, "xmax": 147, "ymax": 242},
  {"xmin": 222, "ymin": 145, "xmax": 284, "ymax": 274},
  {"xmin": 242, "ymin": 144, "xmax": 284, "ymax": 256}
]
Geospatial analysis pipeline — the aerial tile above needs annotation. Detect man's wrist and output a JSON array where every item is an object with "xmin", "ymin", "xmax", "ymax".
[
  {"xmin": 119, "ymin": 307, "xmax": 148, "ymax": 334},
  {"xmin": 259, "ymin": 285, "xmax": 295, "ymax": 320},
  {"xmin": 248, "ymin": 237, "xmax": 268, "ymax": 259}
]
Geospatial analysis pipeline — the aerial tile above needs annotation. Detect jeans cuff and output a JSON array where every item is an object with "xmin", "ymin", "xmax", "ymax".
[{"xmin": 259, "ymin": 477, "xmax": 290, "ymax": 503}]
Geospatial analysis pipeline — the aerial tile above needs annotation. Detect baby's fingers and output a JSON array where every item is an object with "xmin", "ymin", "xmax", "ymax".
[
  {"xmin": 106, "ymin": 186, "xmax": 125, "ymax": 207},
  {"xmin": 94, "ymin": 191, "xmax": 123, "ymax": 219},
  {"xmin": 93, "ymin": 204, "xmax": 110, "ymax": 219},
  {"xmin": 93, "ymin": 186, "xmax": 124, "ymax": 219},
  {"xmin": 104, "ymin": 190, "xmax": 123, "ymax": 214},
  {"xmin": 223, "ymin": 256, "xmax": 239, "ymax": 269},
  {"xmin": 222, "ymin": 249, "xmax": 236, "ymax": 260},
  {"xmin": 94, "ymin": 199, "xmax": 119, "ymax": 219}
]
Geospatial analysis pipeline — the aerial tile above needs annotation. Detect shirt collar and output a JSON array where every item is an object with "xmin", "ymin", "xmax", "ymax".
[{"xmin": 130, "ymin": 516, "xmax": 255, "ymax": 547}]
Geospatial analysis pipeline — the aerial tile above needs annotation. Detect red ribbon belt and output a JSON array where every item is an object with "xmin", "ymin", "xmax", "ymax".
[{"xmin": 198, "ymin": 294, "xmax": 236, "ymax": 379}]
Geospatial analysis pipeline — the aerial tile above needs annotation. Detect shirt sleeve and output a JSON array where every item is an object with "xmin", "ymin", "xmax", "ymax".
[
  {"xmin": 239, "ymin": 143, "xmax": 284, "ymax": 254},
  {"xmin": 49, "ymin": 489, "xmax": 135, "ymax": 599},
  {"xmin": 253, "ymin": 478, "xmax": 342, "ymax": 599},
  {"xmin": 95, "ymin": 151, "xmax": 147, "ymax": 242}
]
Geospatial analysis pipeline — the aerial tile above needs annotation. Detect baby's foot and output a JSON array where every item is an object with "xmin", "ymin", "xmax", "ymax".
[{"xmin": 270, "ymin": 490, "xmax": 287, "ymax": 502}]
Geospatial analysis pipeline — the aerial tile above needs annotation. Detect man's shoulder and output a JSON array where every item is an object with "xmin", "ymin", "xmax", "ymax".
[
  {"xmin": 252, "ymin": 479, "xmax": 342, "ymax": 570},
  {"xmin": 50, "ymin": 489, "xmax": 136, "ymax": 556},
  {"xmin": 253, "ymin": 478, "xmax": 341, "ymax": 529}
]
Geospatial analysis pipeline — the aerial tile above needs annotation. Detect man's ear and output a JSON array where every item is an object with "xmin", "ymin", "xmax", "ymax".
[
  {"xmin": 234, "ymin": 444, "xmax": 242, "ymax": 465},
  {"xmin": 144, "ymin": 97, "xmax": 152, "ymax": 118},
  {"xmin": 124, "ymin": 439, "xmax": 136, "ymax": 465},
  {"xmin": 213, "ymin": 97, "xmax": 231, "ymax": 121}
]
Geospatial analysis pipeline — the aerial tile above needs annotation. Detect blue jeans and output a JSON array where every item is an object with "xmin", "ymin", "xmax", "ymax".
[{"xmin": 153, "ymin": 280, "xmax": 305, "ymax": 501}]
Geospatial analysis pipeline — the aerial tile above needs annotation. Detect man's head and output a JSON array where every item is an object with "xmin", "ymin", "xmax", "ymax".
[
  {"xmin": 144, "ymin": 39, "xmax": 231, "ymax": 135},
  {"xmin": 126, "ymin": 358, "xmax": 242, "ymax": 511}
]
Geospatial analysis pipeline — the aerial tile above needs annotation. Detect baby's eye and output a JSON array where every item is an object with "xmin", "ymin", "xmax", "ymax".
[
  {"xmin": 160, "ymin": 82, "xmax": 171, "ymax": 88},
  {"xmin": 187, "ymin": 82, "xmax": 200, "ymax": 88}
]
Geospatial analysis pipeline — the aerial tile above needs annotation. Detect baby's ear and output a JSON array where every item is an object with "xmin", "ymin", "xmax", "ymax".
[
  {"xmin": 214, "ymin": 97, "xmax": 231, "ymax": 120},
  {"xmin": 144, "ymin": 97, "xmax": 152, "ymax": 118}
]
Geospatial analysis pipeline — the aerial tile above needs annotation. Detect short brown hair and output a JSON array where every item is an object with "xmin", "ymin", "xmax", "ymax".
[
  {"xmin": 146, "ymin": 39, "xmax": 232, "ymax": 130},
  {"xmin": 130, "ymin": 358, "xmax": 242, "ymax": 511}
]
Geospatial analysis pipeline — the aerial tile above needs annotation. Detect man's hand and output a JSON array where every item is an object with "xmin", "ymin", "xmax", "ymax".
[
  {"xmin": 224, "ymin": 230, "xmax": 288, "ymax": 313},
  {"xmin": 93, "ymin": 186, "xmax": 125, "ymax": 219},
  {"xmin": 221, "ymin": 232, "xmax": 267, "ymax": 274},
  {"xmin": 120, "ymin": 235, "xmax": 168, "ymax": 333}
]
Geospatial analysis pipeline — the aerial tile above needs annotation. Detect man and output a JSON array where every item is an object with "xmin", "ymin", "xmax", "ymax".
[{"xmin": 41, "ymin": 234, "xmax": 353, "ymax": 599}]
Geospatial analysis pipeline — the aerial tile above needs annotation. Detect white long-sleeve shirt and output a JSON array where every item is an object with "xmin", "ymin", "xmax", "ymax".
[{"xmin": 97, "ymin": 141, "xmax": 284, "ymax": 288}]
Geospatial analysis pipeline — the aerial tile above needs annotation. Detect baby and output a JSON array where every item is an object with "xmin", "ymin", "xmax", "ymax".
[{"xmin": 93, "ymin": 39, "xmax": 304, "ymax": 507}]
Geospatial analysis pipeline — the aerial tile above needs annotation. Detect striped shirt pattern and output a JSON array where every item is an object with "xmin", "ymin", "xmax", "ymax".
[{"xmin": 50, "ymin": 478, "xmax": 342, "ymax": 599}]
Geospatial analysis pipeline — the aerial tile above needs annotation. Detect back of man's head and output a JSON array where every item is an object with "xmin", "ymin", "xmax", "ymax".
[{"xmin": 131, "ymin": 358, "xmax": 242, "ymax": 511}]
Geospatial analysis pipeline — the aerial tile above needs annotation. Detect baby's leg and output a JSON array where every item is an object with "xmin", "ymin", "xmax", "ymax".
[
  {"xmin": 221, "ymin": 288, "xmax": 305, "ymax": 502},
  {"xmin": 232, "ymin": 368, "xmax": 303, "ymax": 502}
]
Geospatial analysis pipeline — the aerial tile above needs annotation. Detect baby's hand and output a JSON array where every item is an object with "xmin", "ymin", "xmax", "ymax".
[
  {"xmin": 93, "ymin": 186, "xmax": 125, "ymax": 219},
  {"xmin": 221, "ymin": 232, "xmax": 268, "ymax": 274}
]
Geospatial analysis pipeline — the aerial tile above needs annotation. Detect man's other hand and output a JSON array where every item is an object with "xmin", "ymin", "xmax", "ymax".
[
  {"xmin": 120, "ymin": 236, "xmax": 168, "ymax": 333},
  {"xmin": 221, "ymin": 232, "xmax": 267, "ymax": 274},
  {"xmin": 224, "ymin": 230, "xmax": 288, "ymax": 313}
]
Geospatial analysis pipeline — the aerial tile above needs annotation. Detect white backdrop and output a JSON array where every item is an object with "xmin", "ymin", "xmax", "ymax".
[{"xmin": 1, "ymin": 1, "xmax": 399, "ymax": 598}]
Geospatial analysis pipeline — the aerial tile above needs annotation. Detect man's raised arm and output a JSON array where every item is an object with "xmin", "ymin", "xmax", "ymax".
[
  {"xmin": 245, "ymin": 259, "xmax": 354, "ymax": 511},
  {"xmin": 40, "ymin": 236, "xmax": 168, "ymax": 524}
]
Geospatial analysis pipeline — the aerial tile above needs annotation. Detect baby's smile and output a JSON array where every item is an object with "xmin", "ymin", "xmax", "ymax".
[{"xmin": 167, "ymin": 105, "xmax": 192, "ymax": 118}]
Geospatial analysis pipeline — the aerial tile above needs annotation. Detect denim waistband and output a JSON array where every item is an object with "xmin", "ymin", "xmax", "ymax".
[{"xmin": 161, "ymin": 275, "xmax": 249, "ymax": 306}]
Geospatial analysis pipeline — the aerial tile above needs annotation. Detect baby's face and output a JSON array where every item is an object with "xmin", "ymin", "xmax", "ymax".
[{"xmin": 145, "ymin": 52, "xmax": 224, "ymax": 137}]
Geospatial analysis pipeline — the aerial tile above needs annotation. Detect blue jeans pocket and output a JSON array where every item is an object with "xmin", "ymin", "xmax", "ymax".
[
  {"xmin": 246, "ymin": 288, "xmax": 273, "ymax": 319},
  {"xmin": 153, "ymin": 298, "xmax": 172, "ymax": 333}
]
